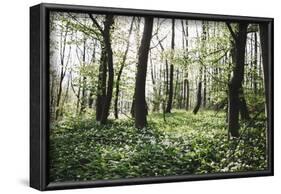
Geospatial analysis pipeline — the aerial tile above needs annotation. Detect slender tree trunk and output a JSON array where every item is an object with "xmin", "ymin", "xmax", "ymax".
[
  {"xmin": 173, "ymin": 68, "xmax": 179, "ymax": 107},
  {"xmin": 114, "ymin": 17, "xmax": 134, "ymax": 119},
  {"xmin": 203, "ymin": 66, "xmax": 207, "ymax": 108},
  {"xmin": 134, "ymin": 17, "xmax": 153, "ymax": 129},
  {"xmin": 130, "ymin": 93, "xmax": 136, "ymax": 118},
  {"xmin": 165, "ymin": 19, "xmax": 175, "ymax": 113},
  {"xmin": 253, "ymin": 32, "xmax": 258, "ymax": 95},
  {"xmin": 50, "ymin": 71, "xmax": 55, "ymax": 118},
  {"xmin": 55, "ymin": 71, "xmax": 64, "ymax": 119},
  {"xmin": 55, "ymin": 23, "xmax": 69, "ymax": 120},
  {"xmin": 80, "ymin": 39, "xmax": 87, "ymax": 113},
  {"xmin": 193, "ymin": 82, "xmax": 202, "ymax": 114},
  {"xmin": 186, "ymin": 79, "xmax": 189, "ymax": 110},
  {"xmin": 76, "ymin": 77, "xmax": 81, "ymax": 114},
  {"xmin": 95, "ymin": 48, "xmax": 107, "ymax": 122},
  {"xmin": 88, "ymin": 39, "xmax": 97, "ymax": 108},
  {"xmin": 183, "ymin": 78, "xmax": 186, "ymax": 109},
  {"xmin": 60, "ymin": 77, "xmax": 70, "ymax": 117},
  {"xmin": 151, "ymin": 53, "xmax": 160, "ymax": 112},
  {"xmin": 130, "ymin": 18, "xmax": 142, "ymax": 118}
]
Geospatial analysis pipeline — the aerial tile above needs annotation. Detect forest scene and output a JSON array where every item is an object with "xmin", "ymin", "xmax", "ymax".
[{"xmin": 48, "ymin": 11, "xmax": 270, "ymax": 182}]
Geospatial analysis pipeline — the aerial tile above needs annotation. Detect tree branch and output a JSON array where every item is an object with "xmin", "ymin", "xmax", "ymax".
[
  {"xmin": 88, "ymin": 14, "xmax": 104, "ymax": 34},
  {"xmin": 150, "ymin": 33, "xmax": 168, "ymax": 50},
  {"xmin": 67, "ymin": 13, "xmax": 101, "ymax": 40},
  {"xmin": 226, "ymin": 22, "xmax": 237, "ymax": 41}
]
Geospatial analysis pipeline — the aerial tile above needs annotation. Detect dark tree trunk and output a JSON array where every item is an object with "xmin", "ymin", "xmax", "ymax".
[
  {"xmin": 114, "ymin": 17, "xmax": 134, "ymax": 119},
  {"xmin": 259, "ymin": 23, "xmax": 270, "ymax": 125},
  {"xmin": 227, "ymin": 23, "xmax": 248, "ymax": 137},
  {"xmin": 130, "ymin": 94, "xmax": 135, "ymax": 118},
  {"xmin": 186, "ymin": 79, "xmax": 190, "ymax": 110},
  {"xmin": 134, "ymin": 17, "xmax": 153, "ymax": 129},
  {"xmin": 50, "ymin": 72, "xmax": 55, "ymax": 118},
  {"xmin": 88, "ymin": 39, "xmax": 97, "ymax": 108},
  {"xmin": 165, "ymin": 19, "xmax": 175, "ymax": 113},
  {"xmin": 95, "ymin": 48, "xmax": 107, "ymax": 122},
  {"xmin": 193, "ymin": 82, "xmax": 202, "ymax": 114},
  {"xmin": 80, "ymin": 39, "xmax": 87, "ymax": 114},
  {"xmin": 203, "ymin": 66, "xmax": 207, "ymax": 107},
  {"xmin": 55, "ymin": 71, "xmax": 64, "ymax": 120},
  {"xmin": 239, "ymin": 89, "xmax": 250, "ymax": 120},
  {"xmin": 253, "ymin": 32, "xmax": 258, "ymax": 95},
  {"xmin": 100, "ymin": 15, "xmax": 114, "ymax": 124},
  {"xmin": 183, "ymin": 78, "xmax": 187, "ymax": 109},
  {"xmin": 76, "ymin": 77, "xmax": 81, "ymax": 114},
  {"xmin": 89, "ymin": 14, "xmax": 114, "ymax": 124},
  {"xmin": 173, "ymin": 68, "xmax": 179, "ymax": 107}
]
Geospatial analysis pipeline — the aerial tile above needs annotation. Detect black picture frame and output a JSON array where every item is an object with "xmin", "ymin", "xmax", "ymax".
[{"xmin": 30, "ymin": 3, "xmax": 274, "ymax": 191}]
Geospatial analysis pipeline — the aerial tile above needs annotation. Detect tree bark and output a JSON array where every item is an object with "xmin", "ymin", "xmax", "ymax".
[
  {"xmin": 80, "ymin": 39, "xmax": 87, "ymax": 114},
  {"xmin": 134, "ymin": 17, "xmax": 153, "ymax": 129},
  {"xmin": 114, "ymin": 17, "xmax": 134, "ymax": 119},
  {"xmin": 227, "ymin": 22, "xmax": 248, "ymax": 137},
  {"xmin": 259, "ymin": 23, "xmax": 270, "ymax": 125},
  {"xmin": 100, "ymin": 15, "xmax": 114, "ymax": 124},
  {"xmin": 186, "ymin": 79, "xmax": 190, "ymax": 110},
  {"xmin": 88, "ymin": 39, "xmax": 97, "ymax": 108},
  {"xmin": 239, "ymin": 88, "xmax": 250, "ymax": 120},
  {"xmin": 254, "ymin": 32, "xmax": 258, "ymax": 95},
  {"xmin": 203, "ymin": 66, "xmax": 207, "ymax": 108},
  {"xmin": 165, "ymin": 19, "xmax": 175, "ymax": 113},
  {"xmin": 55, "ymin": 22, "xmax": 70, "ymax": 120},
  {"xmin": 193, "ymin": 82, "xmax": 202, "ymax": 114},
  {"xmin": 89, "ymin": 14, "xmax": 114, "ymax": 124},
  {"xmin": 95, "ymin": 48, "xmax": 107, "ymax": 122}
]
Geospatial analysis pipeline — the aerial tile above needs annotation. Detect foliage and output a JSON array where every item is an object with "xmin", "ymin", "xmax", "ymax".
[{"xmin": 49, "ymin": 110, "xmax": 267, "ymax": 182}]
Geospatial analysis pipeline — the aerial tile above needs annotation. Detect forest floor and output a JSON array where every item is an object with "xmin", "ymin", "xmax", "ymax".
[{"xmin": 49, "ymin": 110, "xmax": 267, "ymax": 182}]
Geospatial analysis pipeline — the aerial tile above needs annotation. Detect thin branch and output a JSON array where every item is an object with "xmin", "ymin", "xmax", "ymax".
[
  {"xmin": 69, "ymin": 70, "xmax": 83, "ymax": 104},
  {"xmin": 197, "ymin": 50, "xmax": 230, "ymax": 85},
  {"xmin": 67, "ymin": 13, "xmax": 101, "ymax": 40},
  {"xmin": 156, "ymin": 35, "xmax": 165, "ymax": 51},
  {"xmin": 150, "ymin": 33, "xmax": 168, "ymax": 50},
  {"xmin": 88, "ymin": 14, "xmax": 104, "ymax": 34},
  {"xmin": 226, "ymin": 22, "xmax": 237, "ymax": 41}
]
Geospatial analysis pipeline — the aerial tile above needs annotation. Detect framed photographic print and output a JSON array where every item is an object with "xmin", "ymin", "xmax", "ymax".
[{"xmin": 30, "ymin": 3, "xmax": 274, "ymax": 191}]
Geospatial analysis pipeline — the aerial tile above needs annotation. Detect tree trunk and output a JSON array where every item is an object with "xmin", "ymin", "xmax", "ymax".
[
  {"xmin": 227, "ymin": 23, "xmax": 248, "ymax": 137},
  {"xmin": 55, "ymin": 71, "xmax": 64, "ymax": 119},
  {"xmin": 88, "ymin": 39, "xmax": 97, "ymax": 108},
  {"xmin": 239, "ymin": 88, "xmax": 250, "ymax": 120},
  {"xmin": 75, "ymin": 77, "xmax": 81, "ymax": 114},
  {"xmin": 259, "ymin": 23, "xmax": 270, "ymax": 125},
  {"xmin": 134, "ymin": 17, "xmax": 153, "ymax": 129},
  {"xmin": 173, "ymin": 68, "xmax": 179, "ymax": 107},
  {"xmin": 55, "ymin": 23, "xmax": 69, "ymax": 120},
  {"xmin": 253, "ymin": 32, "xmax": 258, "ymax": 95},
  {"xmin": 203, "ymin": 66, "xmax": 207, "ymax": 108},
  {"xmin": 100, "ymin": 15, "xmax": 114, "ymax": 124},
  {"xmin": 186, "ymin": 79, "xmax": 189, "ymax": 110},
  {"xmin": 114, "ymin": 17, "xmax": 134, "ymax": 119},
  {"xmin": 80, "ymin": 39, "xmax": 87, "ymax": 114},
  {"xmin": 165, "ymin": 19, "xmax": 175, "ymax": 113},
  {"xmin": 193, "ymin": 81, "xmax": 202, "ymax": 114},
  {"xmin": 95, "ymin": 48, "xmax": 107, "ymax": 122},
  {"xmin": 60, "ymin": 77, "xmax": 70, "ymax": 117}
]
